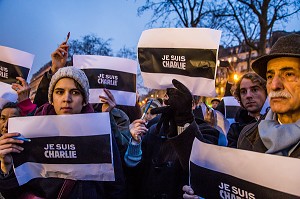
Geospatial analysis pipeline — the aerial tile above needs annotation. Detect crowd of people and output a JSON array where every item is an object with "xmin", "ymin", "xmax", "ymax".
[{"xmin": 0, "ymin": 33, "xmax": 299, "ymax": 199}]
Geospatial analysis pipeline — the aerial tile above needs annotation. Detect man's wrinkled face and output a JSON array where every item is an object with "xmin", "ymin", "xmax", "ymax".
[{"xmin": 266, "ymin": 57, "xmax": 300, "ymax": 115}]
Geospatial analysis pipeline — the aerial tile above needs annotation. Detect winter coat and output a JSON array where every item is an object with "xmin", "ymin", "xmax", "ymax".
[
  {"xmin": 237, "ymin": 118, "xmax": 300, "ymax": 158},
  {"xmin": 168, "ymin": 120, "xmax": 220, "ymax": 172},
  {"xmin": 125, "ymin": 119, "xmax": 219, "ymax": 199},
  {"xmin": 126, "ymin": 124, "xmax": 186, "ymax": 199},
  {"xmin": 227, "ymin": 109, "xmax": 257, "ymax": 148}
]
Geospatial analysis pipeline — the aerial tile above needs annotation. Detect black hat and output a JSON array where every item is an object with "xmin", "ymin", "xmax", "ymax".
[
  {"xmin": 211, "ymin": 98, "xmax": 220, "ymax": 103},
  {"xmin": 252, "ymin": 34, "xmax": 300, "ymax": 79}
]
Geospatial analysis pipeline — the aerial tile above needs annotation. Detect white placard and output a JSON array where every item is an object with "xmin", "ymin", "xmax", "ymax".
[
  {"xmin": 73, "ymin": 55, "xmax": 137, "ymax": 106},
  {"xmin": 190, "ymin": 138, "xmax": 300, "ymax": 198},
  {"xmin": 9, "ymin": 113, "xmax": 114, "ymax": 185},
  {"xmin": 0, "ymin": 46, "xmax": 34, "ymax": 101},
  {"xmin": 138, "ymin": 28, "xmax": 222, "ymax": 97}
]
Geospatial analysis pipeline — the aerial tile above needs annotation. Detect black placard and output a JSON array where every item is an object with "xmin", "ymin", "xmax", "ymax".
[
  {"xmin": 0, "ymin": 60, "xmax": 30, "ymax": 84},
  {"xmin": 190, "ymin": 162, "xmax": 298, "ymax": 199},
  {"xmin": 12, "ymin": 135, "xmax": 111, "ymax": 166},
  {"xmin": 82, "ymin": 68, "xmax": 136, "ymax": 92},
  {"xmin": 138, "ymin": 48, "xmax": 216, "ymax": 79}
]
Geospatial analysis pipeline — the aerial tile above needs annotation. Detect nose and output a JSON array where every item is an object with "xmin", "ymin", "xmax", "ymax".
[
  {"xmin": 269, "ymin": 74, "xmax": 284, "ymax": 91},
  {"xmin": 63, "ymin": 92, "xmax": 72, "ymax": 102},
  {"xmin": 245, "ymin": 89, "xmax": 253, "ymax": 99}
]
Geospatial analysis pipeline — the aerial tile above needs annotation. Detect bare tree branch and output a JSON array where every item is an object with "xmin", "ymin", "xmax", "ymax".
[{"xmin": 137, "ymin": 0, "xmax": 217, "ymax": 28}]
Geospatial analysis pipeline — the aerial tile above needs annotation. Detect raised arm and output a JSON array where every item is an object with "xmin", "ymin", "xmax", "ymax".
[
  {"xmin": 124, "ymin": 119, "xmax": 148, "ymax": 167},
  {"xmin": 33, "ymin": 39, "xmax": 69, "ymax": 107}
]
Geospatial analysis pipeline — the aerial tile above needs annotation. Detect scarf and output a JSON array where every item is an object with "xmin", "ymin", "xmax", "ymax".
[{"xmin": 258, "ymin": 110, "xmax": 300, "ymax": 156}]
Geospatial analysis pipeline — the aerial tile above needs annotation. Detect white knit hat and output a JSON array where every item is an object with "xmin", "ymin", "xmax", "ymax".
[
  {"xmin": 0, "ymin": 93, "xmax": 18, "ymax": 109},
  {"xmin": 48, "ymin": 66, "xmax": 90, "ymax": 104}
]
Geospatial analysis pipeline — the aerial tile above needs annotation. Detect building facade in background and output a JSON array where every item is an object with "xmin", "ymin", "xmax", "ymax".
[{"xmin": 216, "ymin": 30, "xmax": 300, "ymax": 97}]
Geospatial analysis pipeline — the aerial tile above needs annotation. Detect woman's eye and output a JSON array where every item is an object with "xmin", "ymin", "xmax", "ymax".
[{"xmin": 55, "ymin": 91, "xmax": 63, "ymax": 95}]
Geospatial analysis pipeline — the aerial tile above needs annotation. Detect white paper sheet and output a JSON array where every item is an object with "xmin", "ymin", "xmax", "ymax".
[
  {"xmin": 73, "ymin": 55, "xmax": 137, "ymax": 106},
  {"xmin": 8, "ymin": 113, "xmax": 115, "ymax": 185},
  {"xmin": 190, "ymin": 139, "xmax": 300, "ymax": 198},
  {"xmin": 138, "ymin": 28, "xmax": 222, "ymax": 97},
  {"xmin": 0, "ymin": 46, "xmax": 34, "ymax": 100}
]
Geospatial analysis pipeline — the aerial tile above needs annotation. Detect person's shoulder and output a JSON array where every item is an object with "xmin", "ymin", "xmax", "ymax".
[
  {"xmin": 111, "ymin": 108, "xmax": 128, "ymax": 118},
  {"xmin": 239, "ymin": 112, "xmax": 267, "ymax": 137},
  {"xmin": 237, "ymin": 120, "xmax": 260, "ymax": 149},
  {"xmin": 229, "ymin": 122, "xmax": 239, "ymax": 128},
  {"xmin": 228, "ymin": 122, "xmax": 241, "ymax": 136},
  {"xmin": 239, "ymin": 121, "xmax": 258, "ymax": 137}
]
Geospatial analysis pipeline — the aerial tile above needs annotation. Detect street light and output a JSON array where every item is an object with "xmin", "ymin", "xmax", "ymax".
[{"xmin": 234, "ymin": 73, "xmax": 239, "ymax": 82}]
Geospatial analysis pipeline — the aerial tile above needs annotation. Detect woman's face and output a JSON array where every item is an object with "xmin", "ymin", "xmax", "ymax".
[
  {"xmin": 52, "ymin": 78, "xmax": 84, "ymax": 115},
  {"xmin": 0, "ymin": 108, "xmax": 19, "ymax": 135}
]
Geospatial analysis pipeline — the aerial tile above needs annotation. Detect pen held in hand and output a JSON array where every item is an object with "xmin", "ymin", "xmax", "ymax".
[
  {"xmin": 13, "ymin": 137, "xmax": 31, "ymax": 142},
  {"xmin": 65, "ymin": 32, "xmax": 70, "ymax": 43},
  {"xmin": 141, "ymin": 99, "xmax": 153, "ymax": 120}
]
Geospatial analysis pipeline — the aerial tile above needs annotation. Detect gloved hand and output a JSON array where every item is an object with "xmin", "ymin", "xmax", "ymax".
[
  {"xmin": 150, "ymin": 79, "xmax": 194, "ymax": 136},
  {"xmin": 164, "ymin": 79, "xmax": 194, "ymax": 126}
]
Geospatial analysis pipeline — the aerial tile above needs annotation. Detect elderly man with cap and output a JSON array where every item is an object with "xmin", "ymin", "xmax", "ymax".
[
  {"xmin": 168, "ymin": 33, "xmax": 300, "ymax": 198},
  {"xmin": 237, "ymin": 33, "xmax": 300, "ymax": 155}
]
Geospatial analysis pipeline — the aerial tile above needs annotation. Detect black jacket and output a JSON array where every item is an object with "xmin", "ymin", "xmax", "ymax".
[
  {"xmin": 126, "ymin": 124, "xmax": 186, "ymax": 199},
  {"xmin": 125, "ymin": 119, "xmax": 219, "ymax": 199},
  {"xmin": 227, "ymin": 109, "xmax": 257, "ymax": 148}
]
